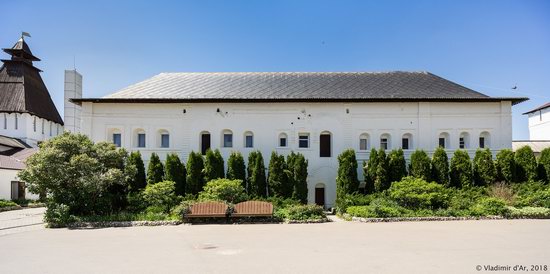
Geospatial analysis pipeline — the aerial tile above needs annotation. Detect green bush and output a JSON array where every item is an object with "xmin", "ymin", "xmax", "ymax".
[
  {"xmin": 288, "ymin": 152, "xmax": 309, "ymax": 204},
  {"xmin": 514, "ymin": 181, "xmax": 550, "ymax": 208},
  {"xmin": 204, "ymin": 149, "xmax": 225, "ymax": 182},
  {"xmin": 507, "ymin": 206, "xmax": 550, "ymax": 218},
  {"xmin": 431, "ymin": 147, "xmax": 449, "ymax": 185},
  {"xmin": 374, "ymin": 149, "xmax": 390, "ymax": 192},
  {"xmin": 346, "ymin": 205, "xmax": 375, "ymax": 218},
  {"xmin": 388, "ymin": 177, "xmax": 449, "ymax": 209},
  {"xmin": 44, "ymin": 203, "xmax": 75, "ymax": 228},
  {"xmin": 268, "ymin": 151, "xmax": 291, "ymax": 197},
  {"xmin": 275, "ymin": 204, "xmax": 326, "ymax": 221},
  {"xmin": 364, "ymin": 149, "xmax": 378, "ymax": 194},
  {"xmin": 473, "ymin": 149, "xmax": 496, "ymax": 186},
  {"xmin": 164, "ymin": 153, "xmax": 186, "ymax": 195},
  {"xmin": 186, "ymin": 151, "xmax": 205, "ymax": 195},
  {"xmin": 496, "ymin": 149, "xmax": 516, "ymax": 183},
  {"xmin": 450, "ymin": 150, "xmax": 473, "ymax": 188},
  {"xmin": 346, "ymin": 198, "xmax": 409, "ymax": 218},
  {"xmin": 336, "ymin": 149, "xmax": 359, "ymax": 211},
  {"xmin": 146, "ymin": 153, "xmax": 164, "ymax": 185},
  {"xmin": 448, "ymin": 186, "xmax": 487, "ymax": 211},
  {"xmin": 128, "ymin": 151, "xmax": 146, "ymax": 192},
  {"xmin": 142, "ymin": 181, "xmax": 179, "ymax": 213},
  {"xmin": 515, "ymin": 146, "xmax": 537, "ymax": 182},
  {"xmin": 198, "ymin": 179, "xmax": 247, "ymax": 204},
  {"xmin": 388, "ymin": 149, "xmax": 407, "ymax": 183},
  {"xmin": 18, "ymin": 132, "xmax": 136, "ymax": 216},
  {"xmin": 472, "ymin": 197, "xmax": 509, "ymax": 216},
  {"xmin": 409, "ymin": 150, "xmax": 431, "ymax": 181},
  {"xmin": 226, "ymin": 151, "xmax": 246, "ymax": 183},
  {"xmin": 539, "ymin": 148, "xmax": 550, "ymax": 183},
  {"xmin": 0, "ymin": 199, "xmax": 19, "ymax": 208},
  {"xmin": 247, "ymin": 150, "xmax": 267, "ymax": 197}
]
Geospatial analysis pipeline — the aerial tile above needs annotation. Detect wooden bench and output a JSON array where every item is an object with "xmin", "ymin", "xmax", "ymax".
[
  {"xmin": 186, "ymin": 201, "xmax": 228, "ymax": 218},
  {"xmin": 232, "ymin": 201, "xmax": 273, "ymax": 217}
]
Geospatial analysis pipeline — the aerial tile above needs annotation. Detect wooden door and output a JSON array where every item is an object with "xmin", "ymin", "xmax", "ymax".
[{"xmin": 315, "ymin": 187, "xmax": 325, "ymax": 207}]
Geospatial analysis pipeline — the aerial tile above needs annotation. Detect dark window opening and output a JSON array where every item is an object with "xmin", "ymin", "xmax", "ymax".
[
  {"xmin": 201, "ymin": 133, "xmax": 211, "ymax": 155},
  {"xmin": 402, "ymin": 138, "xmax": 409, "ymax": 150},
  {"xmin": 320, "ymin": 134, "xmax": 331, "ymax": 157},
  {"xmin": 439, "ymin": 138, "xmax": 446, "ymax": 148}
]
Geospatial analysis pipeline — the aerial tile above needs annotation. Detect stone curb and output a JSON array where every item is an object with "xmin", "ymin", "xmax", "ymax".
[
  {"xmin": 346, "ymin": 214, "xmax": 550, "ymax": 223},
  {"xmin": 0, "ymin": 206, "xmax": 23, "ymax": 213},
  {"xmin": 67, "ymin": 220, "xmax": 183, "ymax": 228},
  {"xmin": 285, "ymin": 217, "xmax": 331, "ymax": 224}
]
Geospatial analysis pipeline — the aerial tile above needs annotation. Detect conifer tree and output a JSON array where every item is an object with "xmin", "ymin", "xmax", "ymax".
[
  {"xmin": 473, "ymin": 148, "xmax": 496, "ymax": 186},
  {"xmin": 204, "ymin": 149, "xmax": 225, "ymax": 182},
  {"xmin": 374, "ymin": 148, "xmax": 389, "ymax": 192},
  {"xmin": 388, "ymin": 149, "xmax": 407, "ymax": 183},
  {"xmin": 128, "ymin": 151, "xmax": 146, "ymax": 192},
  {"xmin": 538, "ymin": 148, "xmax": 550, "ymax": 184},
  {"xmin": 431, "ymin": 147, "xmax": 449, "ymax": 185},
  {"xmin": 364, "ymin": 148, "xmax": 378, "ymax": 194},
  {"xmin": 226, "ymin": 151, "xmax": 246, "ymax": 186},
  {"xmin": 247, "ymin": 151, "xmax": 267, "ymax": 197},
  {"xmin": 268, "ymin": 151, "xmax": 288, "ymax": 197},
  {"xmin": 186, "ymin": 151, "xmax": 205, "ymax": 194},
  {"xmin": 515, "ymin": 146, "xmax": 538, "ymax": 182},
  {"xmin": 291, "ymin": 153, "xmax": 309, "ymax": 203},
  {"xmin": 164, "ymin": 153, "xmax": 186, "ymax": 195},
  {"xmin": 450, "ymin": 150, "xmax": 473, "ymax": 188},
  {"xmin": 409, "ymin": 149, "xmax": 431, "ymax": 181},
  {"xmin": 496, "ymin": 149, "xmax": 516, "ymax": 183},
  {"xmin": 146, "ymin": 152, "xmax": 164, "ymax": 185},
  {"xmin": 336, "ymin": 149, "xmax": 359, "ymax": 209}
]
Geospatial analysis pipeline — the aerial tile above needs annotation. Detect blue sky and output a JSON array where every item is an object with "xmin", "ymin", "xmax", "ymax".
[{"xmin": 1, "ymin": 0, "xmax": 549, "ymax": 139}]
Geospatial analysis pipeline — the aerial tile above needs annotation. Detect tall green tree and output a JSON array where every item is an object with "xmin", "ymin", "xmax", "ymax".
[
  {"xmin": 538, "ymin": 148, "xmax": 550, "ymax": 184},
  {"xmin": 268, "ymin": 151, "xmax": 289, "ymax": 197},
  {"xmin": 374, "ymin": 148, "xmax": 390, "ymax": 192},
  {"xmin": 226, "ymin": 151, "xmax": 246, "ymax": 186},
  {"xmin": 450, "ymin": 150, "xmax": 473, "ymax": 188},
  {"xmin": 431, "ymin": 147, "xmax": 449, "ymax": 186},
  {"xmin": 247, "ymin": 151, "xmax": 267, "ymax": 197},
  {"xmin": 290, "ymin": 152, "xmax": 308, "ymax": 203},
  {"xmin": 128, "ymin": 151, "xmax": 146, "ymax": 192},
  {"xmin": 496, "ymin": 149, "xmax": 516, "ymax": 183},
  {"xmin": 146, "ymin": 153, "xmax": 164, "ymax": 185},
  {"xmin": 473, "ymin": 148, "xmax": 496, "ymax": 186},
  {"xmin": 164, "ymin": 153, "xmax": 186, "ymax": 195},
  {"xmin": 388, "ymin": 149, "xmax": 407, "ymax": 183},
  {"xmin": 336, "ymin": 149, "xmax": 359, "ymax": 209},
  {"xmin": 409, "ymin": 149, "xmax": 431, "ymax": 181},
  {"xmin": 204, "ymin": 149, "xmax": 225, "ymax": 182},
  {"xmin": 364, "ymin": 149, "xmax": 378, "ymax": 194},
  {"xmin": 515, "ymin": 146, "xmax": 538, "ymax": 182},
  {"xmin": 186, "ymin": 151, "xmax": 205, "ymax": 194}
]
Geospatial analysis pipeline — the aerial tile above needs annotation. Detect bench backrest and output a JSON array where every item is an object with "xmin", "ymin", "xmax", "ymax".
[
  {"xmin": 188, "ymin": 201, "xmax": 228, "ymax": 216},
  {"xmin": 233, "ymin": 201, "xmax": 273, "ymax": 216}
]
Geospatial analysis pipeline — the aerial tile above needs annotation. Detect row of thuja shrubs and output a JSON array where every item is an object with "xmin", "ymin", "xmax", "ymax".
[
  {"xmin": 336, "ymin": 147, "xmax": 550, "ymax": 218},
  {"xmin": 19, "ymin": 132, "xmax": 322, "ymax": 227}
]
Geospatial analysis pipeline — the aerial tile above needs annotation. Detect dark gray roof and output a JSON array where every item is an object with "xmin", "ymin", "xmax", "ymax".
[
  {"xmin": 73, "ymin": 71, "xmax": 527, "ymax": 104},
  {"xmin": 523, "ymin": 102, "xmax": 550, "ymax": 115},
  {"xmin": 0, "ymin": 38, "xmax": 63, "ymax": 124}
]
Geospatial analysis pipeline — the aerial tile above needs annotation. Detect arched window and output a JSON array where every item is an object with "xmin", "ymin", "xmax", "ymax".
[
  {"xmin": 244, "ymin": 131, "xmax": 254, "ymax": 148},
  {"xmin": 109, "ymin": 129, "xmax": 122, "ymax": 147},
  {"xmin": 402, "ymin": 133, "xmax": 412, "ymax": 150},
  {"xmin": 380, "ymin": 133, "xmax": 391, "ymax": 150},
  {"xmin": 320, "ymin": 131, "xmax": 331, "ymax": 157},
  {"xmin": 158, "ymin": 129, "xmax": 170, "ymax": 148},
  {"xmin": 278, "ymin": 133, "xmax": 288, "ymax": 147},
  {"xmin": 200, "ymin": 131, "xmax": 211, "ymax": 155},
  {"xmin": 359, "ymin": 133, "xmax": 370, "ymax": 151},
  {"xmin": 134, "ymin": 129, "xmax": 146, "ymax": 148},
  {"xmin": 41, "ymin": 119, "xmax": 45, "ymax": 134},
  {"xmin": 222, "ymin": 129, "xmax": 233, "ymax": 148},
  {"xmin": 459, "ymin": 132, "xmax": 470, "ymax": 149},
  {"xmin": 438, "ymin": 132, "xmax": 450, "ymax": 149},
  {"xmin": 479, "ymin": 131, "xmax": 491, "ymax": 148}
]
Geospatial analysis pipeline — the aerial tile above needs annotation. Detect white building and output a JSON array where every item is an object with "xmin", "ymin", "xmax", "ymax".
[
  {"xmin": 524, "ymin": 102, "xmax": 550, "ymax": 140},
  {"xmin": 0, "ymin": 36, "xmax": 64, "ymax": 200},
  {"xmin": 70, "ymin": 72, "xmax": 526, "ymax": 208}
]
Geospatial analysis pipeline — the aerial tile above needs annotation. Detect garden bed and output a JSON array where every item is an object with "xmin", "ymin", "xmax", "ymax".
[{"xmin": 346, "ymin": 214, "xmax": 549, "ymax": 223}]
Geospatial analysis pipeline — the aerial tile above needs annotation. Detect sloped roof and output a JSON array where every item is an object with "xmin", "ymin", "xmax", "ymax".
[
  {"xmin": 72, "ymin": 71, "xmax": 527, "ymax": 104},
  {"xmin": 0, "ymin": 38, "xmax": 63, "ymax": 124},
  {"xmin": 523, "ymin": 102, "xmax": 550, "ymax": 115}
]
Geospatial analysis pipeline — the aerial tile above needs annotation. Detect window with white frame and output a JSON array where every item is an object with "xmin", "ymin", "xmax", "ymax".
[
  {"xmin": 278, "ymin": 133, "xmax": 288, "ymax": 147},
  {"xmin": 158, "ymin": 130, "xmax": 169, "ymax": 148},
  {"xmin": 113, "ymin": 133, "xmax": 122, "ymax": 147},
  {"xmin": 223, "ymin": 130, "xmax": 233, "ymax": 148},
  {"xmin": 380, "ymin": 133, "xmax": 391, "ymax": 150},
  {"xmin": 401, "ymin": 133, "xmax": 412, "ymax": 150},
  {"xmin": 359, "ymin": 133, "xmax": 369, "ymax": 151},
  {"xmin": 15, "ymin": 114, "xmax": 18, "ymax": 130},
  {"xmin": 33, "ymin": 117, "xmax": 36, "ymax": 132},
  {"xmin": 244, "ymin": 131, "xmax": 253, "ymax": 148},
  {"xmin": 134, "ymin": 129, "xmax": 146, "ymax": 148},
  {"xmin": 298, "ymin": 133, "xmax": 310, "ymax": 148},
  {"xmin": 49, "ymin": 122, "xmax": 52, "ymax": 136},
  {"xmin": 3, "ymin": 114, "xmax": 6, "ymax": 129},
  {"xmin": 459, "ymin": 132, "xmax": 469, "ymax": 149},
  {"xmin": 41, "ymin": 119, "xmax": 44, "ymax": 134},
  {"xmin": 479, "ymin": 131, "xmax": 491, "ymax": 148},
  {"xmin": 438, "ymin": 132, "xmax": 450, "ymax": 149}
]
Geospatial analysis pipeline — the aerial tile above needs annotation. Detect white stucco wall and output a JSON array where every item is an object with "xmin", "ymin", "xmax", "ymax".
[
  {"xmin": 80, "ymin": 101, "xmax": 513, "ymax": 208},
  {"xmin": 528, "ymin": 107, "xmax": 550, "ymax": 140},
  {"xmin": 0, "ymin": 168, "xmax": 38, "ymax": 200},
  {"xmin": 0, "ymin": 112, "xmax": 63, "ymax": 147}
]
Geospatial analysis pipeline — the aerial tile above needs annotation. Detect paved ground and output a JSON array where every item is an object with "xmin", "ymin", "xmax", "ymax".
[
  {"xmin": 0, "ymin": 207, "xmax": 45, "ymax": 236},
  {"xmin": 0, "ymin": 209, "xmax": 549, "ymax": 274}
]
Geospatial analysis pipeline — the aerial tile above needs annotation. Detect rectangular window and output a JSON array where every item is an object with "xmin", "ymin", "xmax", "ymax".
[
  {"xmin": 223, "ymin": 134, "xmax": 233, "ymax": 147},
  {"xmin": 56, "ymin": 125, "xmax": 59, "ymax": 135},
  {"xmin": 380, "ymin": 138, "xmax": 388, "ymax": 150},
  {"xmin": 14, "ymin": 114, "xmax": 18, "ymax": 130},
  {"xmin": 479, "ymin": 137, "xmax": 485, "ymax": 148},
  {"xmin": 279, "ymin": 137, "xmax": 287, "ymax": 147},
  {"xmin": 320, "ymin": 134, "xmax": 331, "ymax": 157},
  {"xmin": 439, "ymin": 138, "xmax": 446, "ymax": 148},
  {"xmin": 298, "ymin": 134, "xmax": 309, "ymax": 148},
  {"xmin": 3, "ymin": 114, "xmax": 6, "ymax": 129},
  {"xmin": 459, "ymin": 138, "xmax": 465, "ymax": 149},
  {"xmin": 33, "ymin": 117, "xmax": 36, "ymax": 132},
  {"xmin": 161, "ymin": 134, "xmax": 170, "ymax": 148},
  {"xmin": 245, "ymin": 135, "xmax": 253, "ymax": 148},
  {"xmin": 138, "ymin": 133, "xmax": 146, "ymax": 148},
  {"xmin": 113, "ymin": 133, "xmax": 122, "ymax": 147},
  {"xmin": 359, "ymin": 138, "xmax": 368, "ymax": 150},
  {"xmin": 402, "ymin": 138, "xmax": 409, "ymax": 150},
  {"xmin": 42, "ymin": 119, "xmax": 44, "ymax": 134},
  {"xmin": 49, "ymin": 122, "xmax": 52, "ymax": 136}
]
